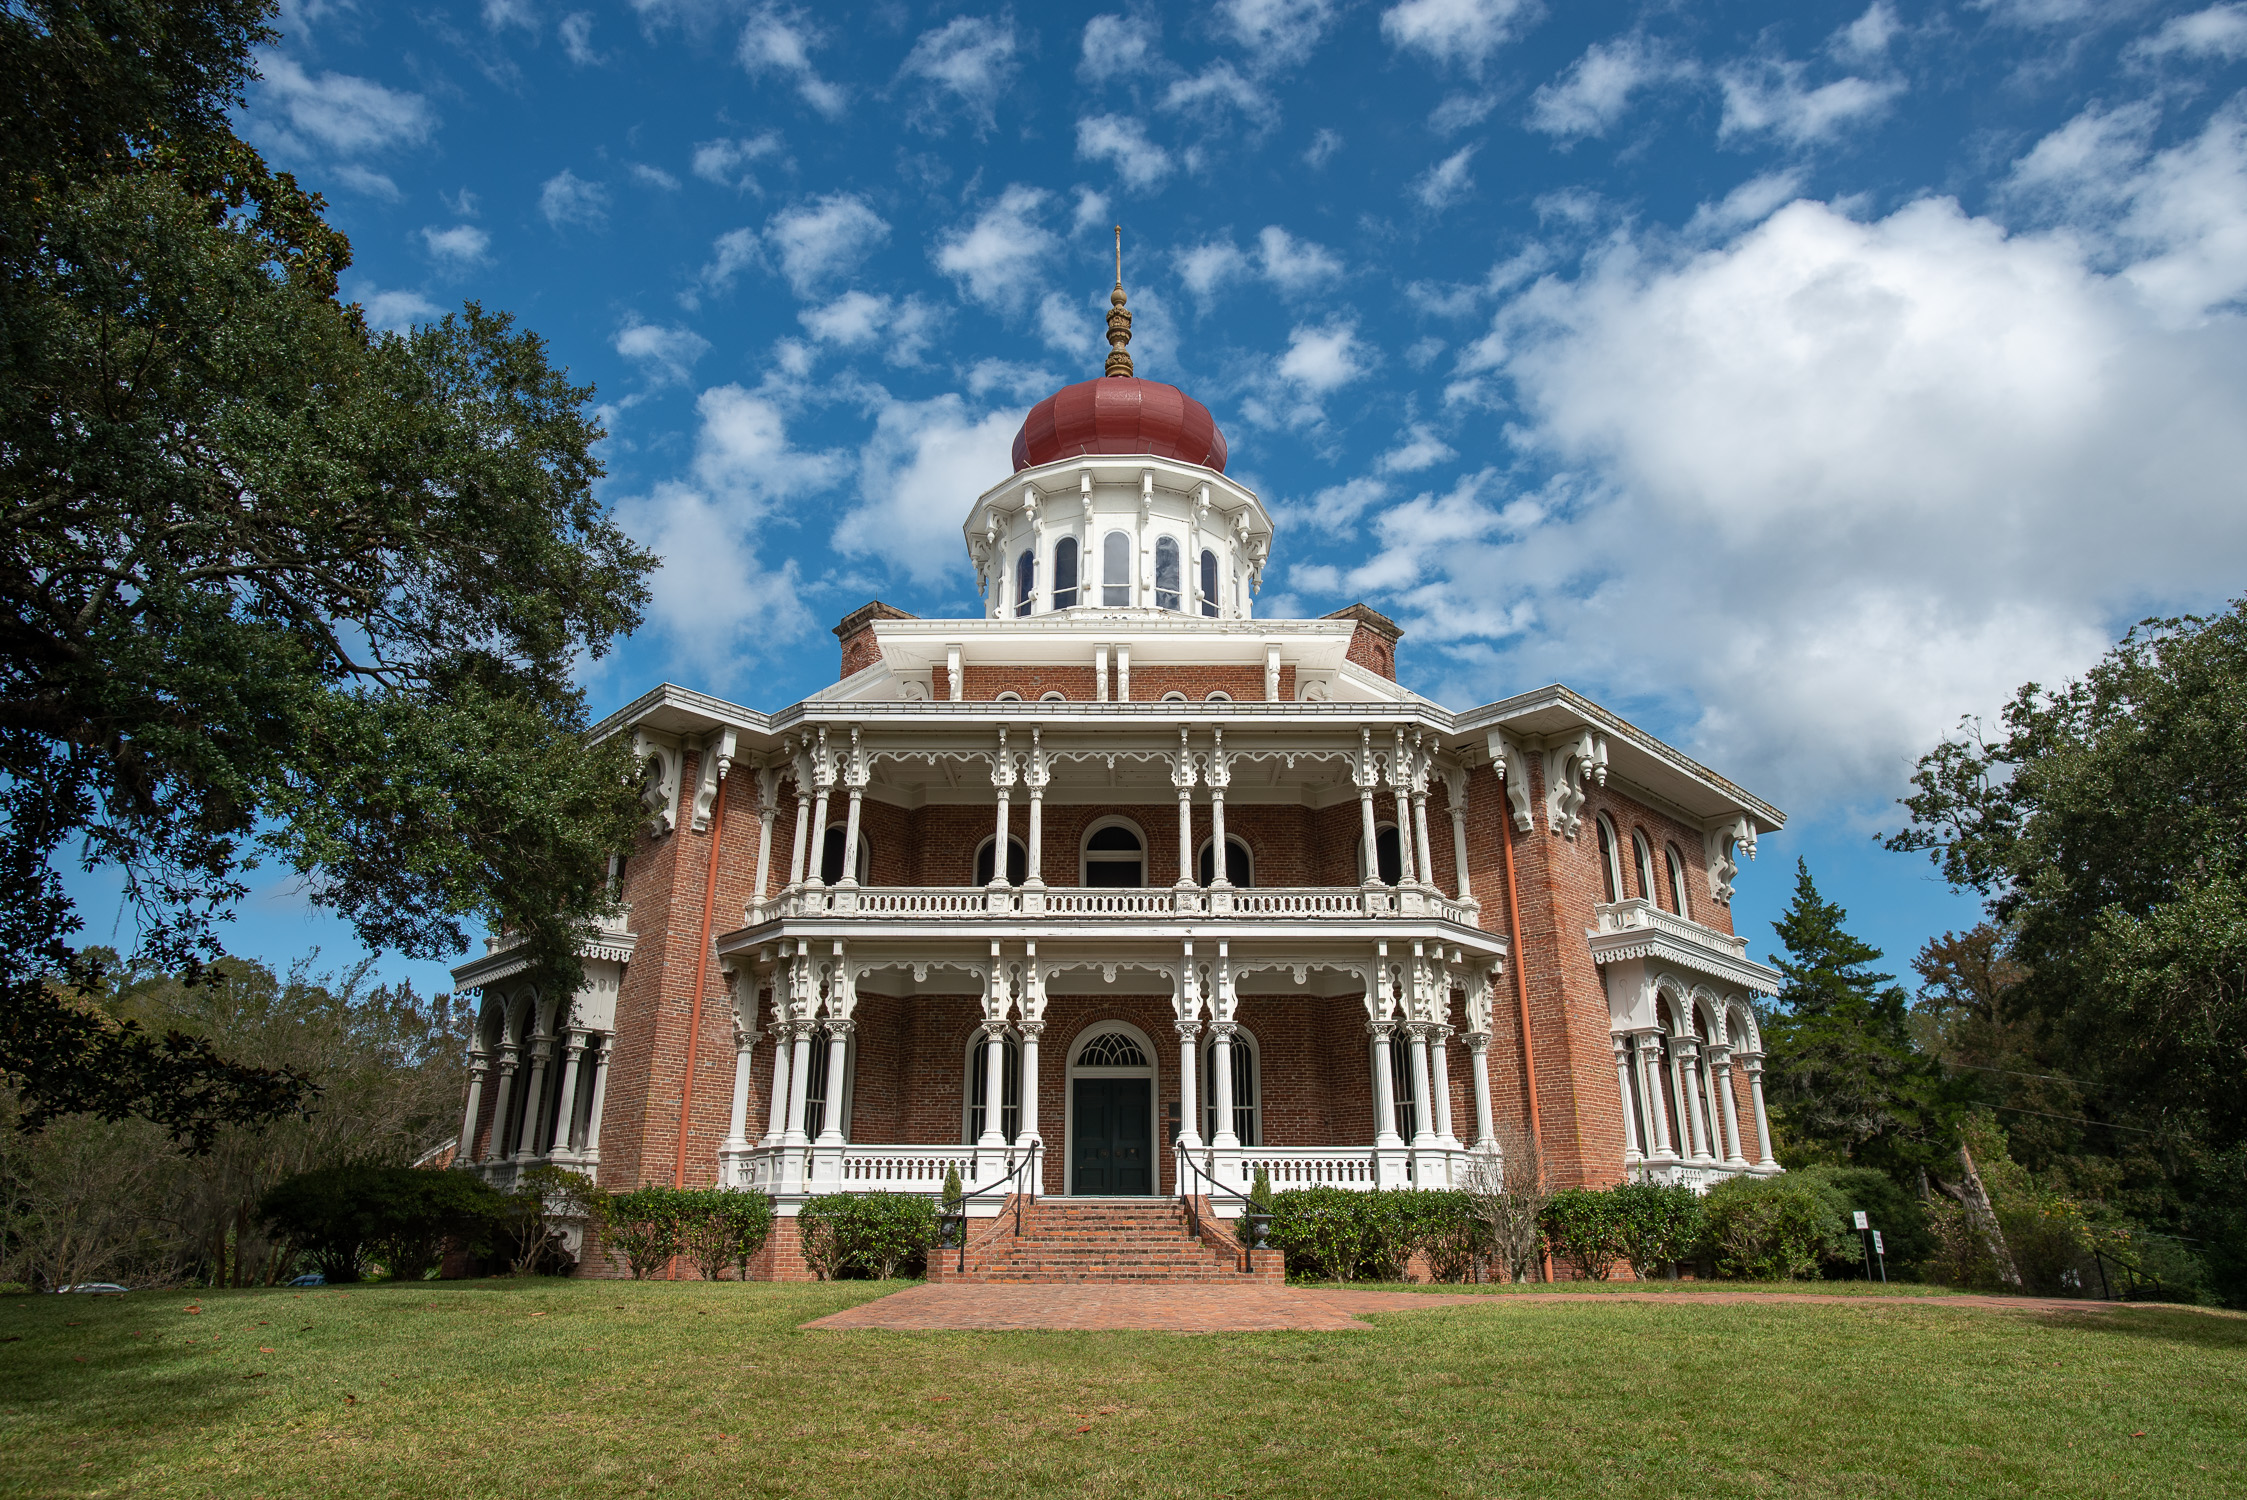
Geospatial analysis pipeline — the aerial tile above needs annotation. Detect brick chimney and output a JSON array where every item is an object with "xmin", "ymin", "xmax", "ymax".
[
  {"xmin": 1324, "ymin": 603, "xmax": 1403, "ymax": 681},
  {"xmin": 834, "ymin": 601, "xmax": 916, "ymax": 680}
]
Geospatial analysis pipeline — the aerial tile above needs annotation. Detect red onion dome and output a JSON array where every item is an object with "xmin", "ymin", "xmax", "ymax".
[{"xmin": 1011, "ymin": 377, "xmax": 1228, "ymax": 474}]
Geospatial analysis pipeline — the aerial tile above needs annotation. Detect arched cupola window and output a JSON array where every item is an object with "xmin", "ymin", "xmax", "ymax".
[
  {"xmin": 1015, "ymin": 549, "xmax": 1035, "ymax": 617},
  {"xmin": 1053, "ymin": 536, "xmax": 1080, "ymax": 610},
  {"xmin": 1199, "ymin": 549, "xmax": 1219, "ymax": 618},
  {"xmin": 1155, "ymin": 536, "xmax": 1182, "ymax": 611},
  {"xmin": 1101, "ymin": 532, "xmax": 1131, "ymax": 606}
]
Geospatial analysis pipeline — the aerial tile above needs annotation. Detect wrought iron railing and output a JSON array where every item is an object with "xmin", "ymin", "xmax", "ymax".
[
  {"xmin": 1174, "ymin": 1147, "xmax": 1273, "ymax": 1275},
  {"xmin": 935, "ymin": 1144, "xmax": 1042, "ymax": 1274}
]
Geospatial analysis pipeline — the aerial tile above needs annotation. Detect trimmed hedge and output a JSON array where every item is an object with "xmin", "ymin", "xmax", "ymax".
[
  {"xmin": 259, "ymin": 1165, "xmax": 510, "ymax": 1282},
  {"xmin": 796, "ymin": 1192, "xmax": 938, "ymax": 1280},
  {"xmin": 1264, "ymin": 1188, "xmax": 1484, "ymax": 1282},
  {"xmin": 593, "ymin": 1186, "xmax": 777, "ymax": 1281},
  {"xmin": 1700, "ymin": 1173, "xmax": 1855, "ymax": 1280}
]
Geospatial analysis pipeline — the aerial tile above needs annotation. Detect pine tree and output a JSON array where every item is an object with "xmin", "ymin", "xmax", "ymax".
[{"xmin": 1762, "ymin": 861, "xmax": 1953, "ymax": 1174}]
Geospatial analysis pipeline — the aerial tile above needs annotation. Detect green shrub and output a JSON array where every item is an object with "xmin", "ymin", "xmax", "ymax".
[
  {"xmin": 677, "ymin": 1189, "xmax": 776, "ymax": 1281},
  {"xmin": 598, "ymin": 1186, "xmax": 697, "ymax": 1280},
  {"xmin": 795, "ymin": 1193, "xmax": 938, "ymax": 1280},
  {"xmin": 1266, "ymin": 1186, "xmax": 1368, "ymax": 1281},
  {"xmin": 1701, "ymin": 1175, "xmax": 1851, "ymax": 1280},
  {"xmin": 1610, "ymin": 1183, "xmax": 1704, "ymax": 1280},
  {"xmin": 1542, "ymin": 1188, "xmax": 1627, "ymax": 1280},
  {"xmin": 260, "ymin": 1165, "xmax": 509, "ymax": 1283},
  {"xmin": 1801, "ymin": 1166, "xmax": 1933, "ymax": 1279},
  {"xmin": 1414, "ymin": 1190, "xmax": 1483, "ymax": 1283},
  {"xmin": 0, "ymin": 1282, "xmax": 28, "ymax": 1297}
]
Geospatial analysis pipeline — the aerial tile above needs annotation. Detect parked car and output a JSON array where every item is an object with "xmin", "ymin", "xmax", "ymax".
[
  {"xmin": 287, "ymin": 1273, "xmax": 326, "ymax": 1287},
  {"xmin": 56, "ymin": 1283, "xmax": 130, "ymax": 1294}
]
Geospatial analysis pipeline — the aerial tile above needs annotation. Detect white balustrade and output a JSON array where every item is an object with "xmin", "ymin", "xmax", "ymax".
[
  {"xmin": 1239, "ymin": 1149, "xmax": 1382, "ymax": 1188},
  {"xmin": 1594, "ymin": 898, "xmax": 1751, "ymax": 957},
  {"xmin": 837, "ymin": 1147, "xmax": 981, "ymax": 1191},
  {"xmin": 748, "ymin": 885, "xmax": 1482, "ymax": 928}
]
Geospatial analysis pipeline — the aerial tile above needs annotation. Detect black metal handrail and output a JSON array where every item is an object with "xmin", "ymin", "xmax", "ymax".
[
  {"xmin": 1174, "ymin": 1146, "xmax": 1273, "ymax": 1274},
  {"xmin": 936, "ymin": 1143, "xmax": 1042, "ymax": 1273}
]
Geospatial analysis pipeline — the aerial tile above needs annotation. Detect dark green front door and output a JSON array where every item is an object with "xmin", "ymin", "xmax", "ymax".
[{"xmin": 1072, "ymin": 1078, "xmax": 1153, "ymax": 1194}]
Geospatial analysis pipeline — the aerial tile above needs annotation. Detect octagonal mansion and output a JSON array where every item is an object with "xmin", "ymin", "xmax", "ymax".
[{"xmin": 449, "ymin": 285, "xmax": 1785, "ymax": 1280}]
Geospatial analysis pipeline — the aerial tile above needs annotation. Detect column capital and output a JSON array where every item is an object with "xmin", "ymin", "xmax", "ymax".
[
  {"xmin": 1208, "ymin": 1019, "xmax": 1239, "ymax": 1041},
  {"xmin": 1366, "ymin": 1019, "xmax": 1396, "ymax": 1040},
  {"xmin": 1173, "ymin": 1018, "xmax": 1203, "ymax": 1041},
  {"xmin": 1017, "ymin": 1019, "xmax": 1045, "ymax": 1039},
  {"xmin": 1739, "ymin": 1052, "xmax": 1765, "ymax": 1077},
  {"xmin": 1673, "ymin": 1036, "xmax": 1701, "ymax": 1062},
  {"xmin": 1464, "ymin": 1031, "xmax": 1491, "ymax": 1055},
  {"xmin": 979, "ymin": 1016, "xmax": 1012, "ymax": 1041}
]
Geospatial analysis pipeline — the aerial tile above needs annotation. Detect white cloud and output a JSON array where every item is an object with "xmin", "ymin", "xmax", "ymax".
[
  {"xmin": 1272, "ymin": 475, "xmax": 1393, "ymax": 535},
  {"xmin": 420, "ymin": 223, "xmax": 491, "ymax": 268},
  {"xmin": 1413, "ymin": 144, "xmax": 1478, "ymax": 210},
  {"xmin": 354, "ymin": 284, "xmax": 443, "ymax": 333},
  {"xmin": 1216, "ymin": 0, "xmax": 1340, "ymax": 71},
  {"xmin": 1683, "ymin": 169, "xmax": 1808, "ymax": 238},
  {"xmin": 1077, "ymin": 115, "xmax": 1175, "ymax": 190},
  {"xmin": 1430, "ymin": 93, "xmax": 1495, "ymax": 133},
  {"xmin": 1718, "ymin": 58, "xmax": 1905, "ymax": 146},
  {"xmin": 1379, "ymin": 423, "xmax": 1457, "ymax": 473},
  {"xmin": 2131, "ymin": 3, "xmax": 2247, "ymax": 61},
  {"xmin": 1830, "ymin": 2, "xmax": 1905, "ymax": 65},
  {"xmin": 1381, "ymin": 0, "xmax": 1540, "ymax": 75},
  {"xmin": 1072, "ymin": 186, "xmax": 1112, "ymax": 235},
  {"xmin": 832, "ymin": 396, "xmax": 1022, "ymax": 585},
  {"xmin": 539, "ymin": 169, "xmax": 609, "ymax": 228},
  {"xmin": 692, "ymin": 132, "xmax": 784, "ymax": 191},
  {"xmin": 766, "ymin": 194, "xmax": 890, "ymax": 297},
  {"xmin": 898, "ymin": 14, "xmax": 1019, "ymax": 133},
  {"xmin": 739, "ymin": 5, "xmax": 845, "ymax": 118},
  {"xmin": 1973, "ymin": 0, "xmax": 2122, "ymax": 26},
  {"xmin": 1079, "ymin": 13, "xmax": 1160, "ymax": 80},
  {"xmin": 933, "ymin": 186, "xmax": 1060, "ymax": 311},
  {"xmin": 1178, "ymin": 239, "xmax": 1252, "ymax": 297},
  {"xmin": 967, "ymin": 358, "xmax": 1064, "ymax": 400},
  {"xmin": 1159, "ymin": 62, "xmax": 1274, "ymax": 126},
  {"xmin": 1304, "ymin": 127, "xmax": 1343, "ymax": 168},
  {"xmin": 1038, "ymin": 291, "xmax": 1098, "ymax": 357},
  {"xmin": 631, "ymin": 162, "xmax": 682, "ymax": 190},
  {"xmin": 559, "ymin": 12, "xmax": 602, "ymax": 65},
  {"xmin": 614, "ymin": 319, "xmax": 711, "ymax": 386},
  {"xmin": 1175, "ymin": 226, "xmax": 1343, "ymax": 299},
  {"xmin": 1337, "ymin": 146, "xmax": 2247, "ymax": 809},
  {"xmin": 252, "ymin": 53, "xmax": 435, "ymax": 162},
  {"xmin": 1277, "ymin": 321, "xmax": 1370, "ymax": 394},
  {"xmin": 694, "ymin": 227, "xmax": 763, "ymax": 298},
  {"xmin": 1529, "ymin": 35, "xmax": 1692, "ymax": 140},
  {"xmin": 483, "ymin": 0, "xmax": 536, "ymax": 31},
  {"xmin": 799, "ymin": 291, "xmax": 941, "ymax": 364}
]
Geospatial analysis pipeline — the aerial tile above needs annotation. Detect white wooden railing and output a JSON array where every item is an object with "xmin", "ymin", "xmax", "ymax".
[
  {"xmin": 837, "ymin": 1146, "xmax": 980, "ymax": 1191},
  {"xmin": 1239, "ymin": 1149, "xmax": 1383, "ymax": 1188},
  {"xmin": 749, "ymin": 884, "xmax": 1479, "ymax": 927},
  {"xmin": 1593, "ymin": 899, "xmax": 1751, "ymax": 958}
]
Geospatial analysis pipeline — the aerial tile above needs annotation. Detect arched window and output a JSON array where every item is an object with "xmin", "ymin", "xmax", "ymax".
[
  {"xmin": 1666, "ymin": 844, "xmax": 1692, "ymax": 919},
  {"xmin": 1101, "ymin": 531, "xmax": 1131, "ymax": 606},
  {"xmin": 1596, "ymin": 816, "xmax": 1623, "ymax": 904},
  {"xmin": 801, "ymin": 1020, "xmax": 853, "ymax": 1140},
  {"xmin": 1082, "ymin": 821, "xmax": 1146, "ymax": 887},
  {"xmin": 1205, "ymin": 690, "xmax": 1231, "ymax": 702},
  {"xmin": 974, "ymin": 835, "xmax": 1028, "ymax": 887},
  {"xmin": 1201, "ymin": 1027, "xmax": 1260, "ymax": 1144},
  {"xmin": 995, "ymin": 691, "xmax": 1022, "ymax": 702},
  {"xmin": 1358, "ymin": 825, "xmax": 1403, "ymax": 885},
  {"xmin": 1199, "ymin": 549, "xmax": 1220, "ymax": 617},
  {"xmin": 1383, "ymin": 1025, "xmax": 1419, "ymax": 1139},
  {"xmin": 819, "ymin": 825, "xmax": 869, "ymax": 885},
  {"xmin": 1155, "ymin": 536, "xmax": 1182, "ymax": 611},
  {"xmin": 1197, "ymin": 836, "xmax": 1253, "ymax": 888},
  {"xmin": 964, "ymin": 1028, "xmax": 1022, "ymax": 1143},
  {"xmin": 1040, "ymin": 690, "xmax": 1066, "ymax": 702},
  {"xmin": 1633, "ymin": 831, "xmax": 1659, "ymax": 905},
  {"xmin": 1052, "ymin": 536, "xmax": 1080, "ymax": 610},
  {"xmin": 1078, "ymin": 1030, "xmax": 1148, "ymax": 1067},
  {"xmin": 1161, "ymin": 691, "xmax": 1187, "ymax": 702},
  {"xmin": 1014, "ymin": 549, "xmax": 1035, "ymax": 617}
]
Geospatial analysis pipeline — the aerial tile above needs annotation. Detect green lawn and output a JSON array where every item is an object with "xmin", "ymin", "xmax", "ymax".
[{"xmin": 1, "ymin": 1280, "xmax": 2237, "ymax": 1499}]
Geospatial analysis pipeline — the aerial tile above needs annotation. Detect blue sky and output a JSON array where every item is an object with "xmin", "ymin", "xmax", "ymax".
[{"xmin": 81, "ymin": 0, "xmax": 2247, "ymax": 994}]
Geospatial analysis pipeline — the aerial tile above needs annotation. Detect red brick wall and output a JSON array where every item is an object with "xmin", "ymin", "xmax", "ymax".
[{"xmin": 1344, "ymin": 625, "xmax": 1396, "ymax": 679}]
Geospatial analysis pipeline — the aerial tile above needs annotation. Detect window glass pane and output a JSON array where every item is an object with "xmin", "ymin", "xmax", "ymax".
[
  {"xmin": 1102, "ymin": 532, "xmax": 1130, "ymax": 606},
  {"xmin": 1053, "ymin": 537, "xmax": 1078, "ymax": 609},
  {"xmin": 1155, "ymin": 537, "xmax": 1181, "ymax": 611},
  {"xmin": 820, "ymin": 826, "xmax": 848, "ymax": 884},
  {"xmin": 1597, "ymin": 820, "xmax": 1620, "ymax": 903},
  {"xmin": 1088, "ymin": 825, "xmax": 1142, "ymax": 851},
  {"xmin": 1015, "ymin": 550, "xmax": 1035, "ymax": 616},
  {"xmin": 1389, "ymin": 1032, "xmax": 1415, "ymax": 1138},
  {"xmin": 804, "ymin": 1024, "xmax": 831, "ymax": 1138},
  {"xmin": 1374, "ymin": 826, "xmax": 1402, "ymax": 886},
  {"xmin": 1200, "ymin": 550, "xmax": 1219, "ymax": 617}
]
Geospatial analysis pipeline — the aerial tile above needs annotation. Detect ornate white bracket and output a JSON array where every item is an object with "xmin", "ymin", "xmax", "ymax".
[
  {"xmin": 1485, "ymin": 732, "xmax": 1536, "ymax": 833},
  {"xmin": 632, "ymin": 729, "xmax": 684, "ymax": 836},
  {"xmin": 1541, "ymin": 730, "xmax": 1606, "ymax": 841},
  {"xmin": 690, "ymin": 727, "xmax": 738, "ymax": 832},
  {"xmin": 1702, "ymin": 815, "xmax": 1757, "ymax": 905}
]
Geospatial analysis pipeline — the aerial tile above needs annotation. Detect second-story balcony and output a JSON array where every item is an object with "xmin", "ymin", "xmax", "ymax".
[{"xmin": 747, "ymin": 881, "xmax": 1480, "ymax": 927}]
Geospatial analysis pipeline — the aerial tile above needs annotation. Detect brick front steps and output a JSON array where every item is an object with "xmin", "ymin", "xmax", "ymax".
[{"xmin": 928, "ymin": 1197, "xmax": 1284, "ymax": 1284}]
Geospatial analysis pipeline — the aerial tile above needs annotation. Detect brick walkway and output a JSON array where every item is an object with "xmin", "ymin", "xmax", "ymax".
[{"xmin": 798, "ymin": 1284, "xmax": 2138, "ymax": 1333}]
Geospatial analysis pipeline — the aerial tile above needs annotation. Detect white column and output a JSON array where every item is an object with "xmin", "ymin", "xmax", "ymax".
[
  {"xmin": 805, "ymin": 782, "xmax": 832, "ymax": 887},
  {"xmin": 838, "ymin": 784, "xmax": 863, "ymax": 887},
  {"xmin": 1208, "ymin": 784, "xmax": 1229, "ymax": 887},
  {"xmin": 1746, "ymin": 1056, "xmax": 1777, "ymax": 1168},
  {"xmin": 751, "ymin": 787, "xmax": 777, "ymax": 901},
  {"xmin": 581, "ymin": 1038, "xmax": 610, "ymax": 1165},
  {"xmin": 1394, "ymin": 789, "xmax": 1418, "ymax": 885},
  {"xmin": 1671, "ymin": 1040, "xmax": 1706, "ymax": 1161},
  {"xmin": 1116, "ymin": 644, "xmax": 1130, "ymax": 702},
  {"xmin": 1095, "ymin": 646, "xmax": 1110, "ymax": 703},
  {"xmin": 550, "ymin": 1033, "xmax": 586, "ymax": 1156},
  {"xmin": 1018, "ymin": 1020, "xmax": 1043, "ymax": 1145},
  {"xmin": 1174, "ymin": 786, "xmax": 1195, "ymax": 891},
  {"xmin": 723, "ymin": 1028, "xmax": 757, "ymax": 1150},
  {"xmin": 457, "ymin": 1051, "xmax": 488, "ymax": 1162},
  {"xmin": 1025, "ymin": 780, "xmax": 1045, "ymax": 888},
  {"xmin": 1447, "ymin": 782, "xmax": 1473, "ymax": 902},
  {"xmin": 989, "ymin": 784, "xmax": 1012, "ymax": 888},
  {"xmin": 1412, "ymin": 787, "xmax": 1436, "ymax": 892},
  {"xmin": 763, "ymin": 1021, "xmax": 794, "ymax": 1145},
  {"xmin": 814, "ymin": 1021, "xmax": 852, "ymax": 1146},
  {"xmin": 1369, "ymin": 1022, "xmax": 1402, "ymax": 1147},
  {"xmin": 1613, "ymin": 1034, "xmax": 1643, "ymax": 1162},
  {"xmin": 1712, "ymin": 1052, "xmax": 1746, "ymax": 1166},
  {"xmin": 783, "ymin": 1023, "xmax": 816, "ymax": 1147},
  {"xmin": 787, "ymin": 787, "xmax": 811, "ymax": 886},
  {"xmin": 1639, "ymin": 1033, "xmax": 1673, "ymax": 1159},
  {"xmin": 1429, "ymin": 1027, "xmax": 1457, "ymax": 1146},
  {"xmin": 1209, "ymin": 1022, "xmax": 1239, "ymax": 1148},
  {"xmin": 1466, "ymin": 1034, "xmax": 1495, "ymax": 1149},
  {"xmin": 1174, "ymin": 1019, "xmax": 1203, "ymax": 1150},
  {"xmin": 1678, "ymin": 1040, "xmax": 1711, "ymax": 1160},
  {"xmin": 977, "ymin": 1020, "xmax": 1009, "ymax": 1147},
  {"xmin": 513, "ymin": 1040, "xmax": 551, "ymax": 1161},
  {"xmin": 1406, "ymin": 1023, "xmax": 1436, "ymax": 1147},
  {"xmin": 1359, "ymin": 783, "xmax": 1382, "ymax": 886}
]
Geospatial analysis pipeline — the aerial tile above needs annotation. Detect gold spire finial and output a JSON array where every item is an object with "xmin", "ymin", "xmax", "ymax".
[{"xmin": 1105, "ymin": 224, "xmax": 1134, "ymax": 378}]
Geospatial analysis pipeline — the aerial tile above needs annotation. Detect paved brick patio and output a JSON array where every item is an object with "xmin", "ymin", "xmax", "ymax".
[{"xmin": 798, "ymin": 1284, "xmax": 2129, "ymax": 1333}]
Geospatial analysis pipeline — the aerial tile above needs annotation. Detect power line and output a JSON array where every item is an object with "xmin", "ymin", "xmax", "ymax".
[
  {"xmin": 1990, "ymin": 1103, "xmax": 2155, "ymax": 1135},
  {"xmin": 1945, "ymin": 1060, "xmax": 2088, "ymax": 1087}
]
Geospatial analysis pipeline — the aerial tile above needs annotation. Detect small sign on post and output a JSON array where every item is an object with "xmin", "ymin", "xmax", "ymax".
[{"xmin": 1852, "ymin": 1210, "xmax": 1869, "ymax": 1230}]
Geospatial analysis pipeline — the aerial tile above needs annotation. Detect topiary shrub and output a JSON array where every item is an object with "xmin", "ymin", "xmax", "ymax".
[
  {"xmin": 678, "ymin": 1189, "xmax": 776, "ymax": 1281},
  {"xmin": 260, "ymin": 1164, "xmax": 510, "ymax": 1283},
  {"xmin": 1700, "ymin": 1175, "xmax": 1851, "ymax": 1280},
  {"xmin": 1610, "ymin": 1182, "xmax": 1705, "ymax": 1281},
  {"xmin": 1266, "ymin": 1186, "xmax": 1366, "ymax": 1282},
  {"xmin": 795, "ymin": 1193, "xmax": 939, "ymax": 1280},
  {"xmin": 598, "ymin": 1186, "xmax": 696, "ymax": 1280},
  {"xmin": 1542, "ymin": 1188, "xmax": 1627, "ymax": 1280}
]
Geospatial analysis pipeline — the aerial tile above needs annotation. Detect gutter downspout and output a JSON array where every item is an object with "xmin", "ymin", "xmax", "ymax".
[
  {"xmin": 1498, "ymin": 800, "xmax": 1551, "ymax": 1281},
  {"xmin": 674, "ymin": 756, "xmax": 730, "ymax": 1190}
]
